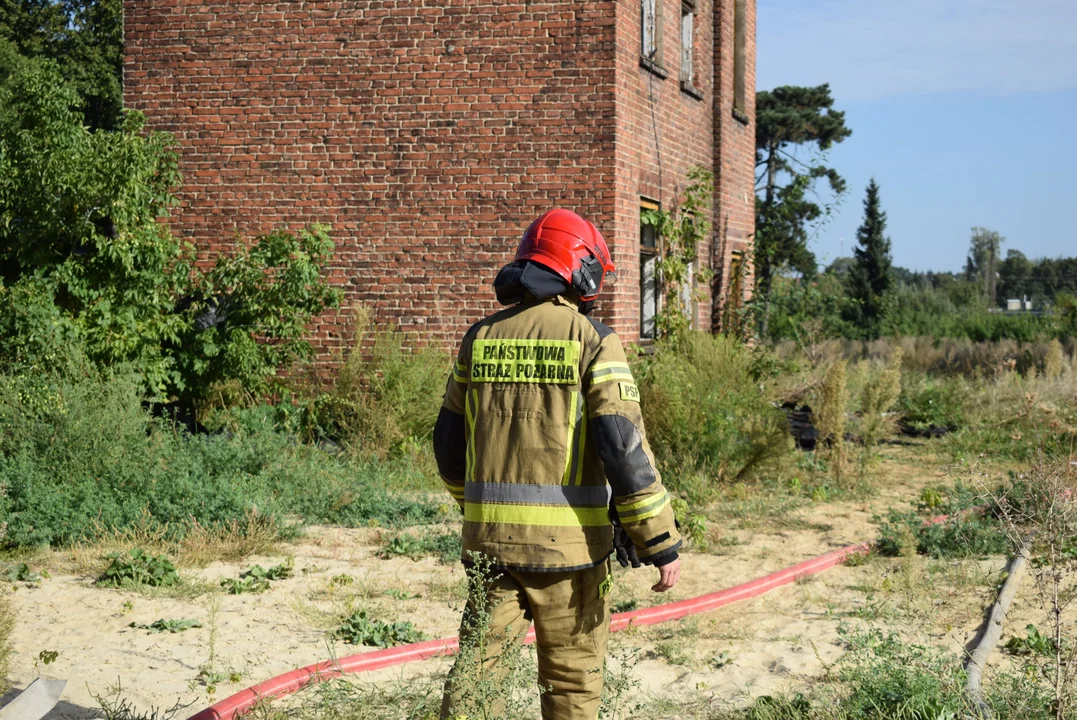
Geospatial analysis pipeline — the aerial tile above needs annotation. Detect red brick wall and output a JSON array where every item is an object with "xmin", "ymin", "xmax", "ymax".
[
  {"xmin": 124, "ymin": 0, "xmax": 754, "ymax": 354},
  {"xmin": 712, "ymin": 0, "xmax": 757, "ymax": 326},
  {"xmin": 125, "ymin": 1, "xmax": 619, "ymax": 358},
  {"xmin": 611, "ymin": 0, "xmax": 717, "ymax": 337}
]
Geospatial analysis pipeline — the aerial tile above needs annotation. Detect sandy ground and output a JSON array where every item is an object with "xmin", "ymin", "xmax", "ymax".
[{"xmin": 3, "ymin": 445, "xmax": 1043, "ymax": 719}]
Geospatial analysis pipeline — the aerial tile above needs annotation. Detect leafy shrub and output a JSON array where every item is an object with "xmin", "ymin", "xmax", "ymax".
[
  {"xmin": 876, "ymin": 510, "xmax": 1010, "ymax": 559},
  {"xmin": 332, "ymin": 609, "xmax": 427, "ymax": 647},
  {"xmin": 0, "ymin": 371, "xmax": 441, "ymax": 548},
  {"xmin": 379, "ymin": 531, "xmax": 461, "ymax": 565},
  {"xmin": 299, "ymin": 308, "xmax": 450, "ymax": 458},
  {"xmin": 1005, "ymin": 624, "xmax": 1059, "ymax": 658},
  {"xmin": 633, "ymin": 332, "xmax": 793, "ymax": 500},
  {"xmin": 220, "ymin": 558, "xmax": 294, "ymax": 594},
  {"xmin": 96, "ymin": 549, "xmax": 180, "ymax": 588},
  {"xmin": 0, "ymin": 61, "xmax": 340, "ymax": 406},
  {"xmin": 898, "ymin": 373, "xmax": 968, "ymax": 432}
]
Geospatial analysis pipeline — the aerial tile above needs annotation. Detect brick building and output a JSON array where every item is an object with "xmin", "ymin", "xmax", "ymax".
[{"xmin": 124, "ymin": 0, "xmax": 756, "ymax": 354}]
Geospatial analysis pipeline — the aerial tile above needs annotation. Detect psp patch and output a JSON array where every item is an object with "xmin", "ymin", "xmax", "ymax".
[
  {"xmin": 598, "ymin": 572, "xmax": 613, "ymax": 599},
  {"xmin": 470, "ymin": 339, "xmax": 581, "ymax": 384},
  {"xmin": 619, "ymin": 382, "xmax": 641, "ymax": 403}
]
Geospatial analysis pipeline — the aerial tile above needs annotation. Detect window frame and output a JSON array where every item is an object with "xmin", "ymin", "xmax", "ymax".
[
  {"xmin": 639, "ymin": 199, "xmax": 661, "ymax": 341},
  {"xmin": 680, "ymin": 3, "xmax": 694, "ymax": 87},
  {"xmin": 733, "ymin": 0, "xmax": 748, "ymax": 121}
]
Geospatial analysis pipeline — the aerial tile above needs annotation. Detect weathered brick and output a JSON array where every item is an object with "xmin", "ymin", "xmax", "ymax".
[{"xmin": 124, "ymin": 0, "xmax": 755, "ymax": 364}]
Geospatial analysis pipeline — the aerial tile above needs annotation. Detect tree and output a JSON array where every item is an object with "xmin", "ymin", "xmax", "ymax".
[
  {"xmin": 0, "ymin": 0, "xmax": 123, "ymax": 129},
  {"xmin": 965, "ymin": 227, "xmax": 1003, "ymax": 306},
  {"xmin": 0, "ymin": 61, "xmax": 341, "ymax": 407},
  {"xmin": 845, "ymin": 179, "xmax": 892, "ymax": 339},
  {"xmin": 754, "ymin": 84, "xmax": 852, "ymax": 333}
]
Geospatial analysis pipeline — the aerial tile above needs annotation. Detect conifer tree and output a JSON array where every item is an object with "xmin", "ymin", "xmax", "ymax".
[{"xmin": 846, "ymin": 179, "xmax": 892, "ymax": 338}]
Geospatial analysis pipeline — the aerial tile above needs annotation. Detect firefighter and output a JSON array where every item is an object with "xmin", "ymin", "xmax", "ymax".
[{"xmin": 433, "ymin": 208, "xmax": 682, "ymax": 720}]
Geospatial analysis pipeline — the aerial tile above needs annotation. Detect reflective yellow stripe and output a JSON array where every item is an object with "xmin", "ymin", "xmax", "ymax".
[
  {"xmin": 618, "ymin": 489, "xmax": 668, "ymax": 513},
  {"xmin": 463, "ymin": 503, "xmax": 610, "ymax": 527},
  {"xmin": 562, "ymin": 392, "xmax": 578, "ymax": 485},
  {"xmin": 452, "ymin": 372, "xmax": 468, "ymax": 384},
  {"xmin": 619, "ymin": 494, "xmax": 670, "ymax": 524},
  {"xmin": 464, "ymin": 389, "xmax": 477, "ymax": 483},
  {"xmin": 442, "ymin": 479, "xmax": 465, "ymax": 498},
  {"xmin": 591, "ymin": 372, "xmax": 635, "ymax": 385},
  {"xmin": 574, "ymin": 405, "xmax": 586, "ymax": 486}
]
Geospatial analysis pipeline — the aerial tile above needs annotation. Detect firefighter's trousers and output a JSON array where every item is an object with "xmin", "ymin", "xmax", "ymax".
[{"xmin": 440, "ymin": 559, "xmax": 611, "ymax": 720}]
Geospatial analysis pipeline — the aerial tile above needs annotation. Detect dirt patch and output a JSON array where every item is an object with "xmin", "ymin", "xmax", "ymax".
[{"xmin": 5, "ymin": 449, "xmax": 974, "ymax": 718}]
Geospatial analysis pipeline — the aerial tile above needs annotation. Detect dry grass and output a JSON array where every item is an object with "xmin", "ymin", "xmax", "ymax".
[
  {"xmin": 0, "ymin": 590, "xmax": 13, "ymax": 693},
  {"xmin": 49, "ymin": 510, "xmax": 280, "ymax": 578}
]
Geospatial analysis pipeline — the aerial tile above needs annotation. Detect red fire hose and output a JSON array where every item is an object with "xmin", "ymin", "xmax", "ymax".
[{"xmin": 188, "ymin": 540, "xmax": 871, "ymax": 720}]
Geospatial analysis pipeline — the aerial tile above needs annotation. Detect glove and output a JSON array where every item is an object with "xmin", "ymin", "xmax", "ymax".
[
  {"xmin": 613, "ymin": 525, "xmax": 641, "ymax": 568},
  {"xmin": 609, "ymin": 503, "xmax": 641, "ymax": 568}
]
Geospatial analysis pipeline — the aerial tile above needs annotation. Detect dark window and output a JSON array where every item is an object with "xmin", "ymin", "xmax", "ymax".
[
  {"xmin": 640, "ymin": 200, "xmax": 660, "ymax": 339},
  {"xmin": 734, "ymin": 0, "xmax": 747, "ymax": 113}
]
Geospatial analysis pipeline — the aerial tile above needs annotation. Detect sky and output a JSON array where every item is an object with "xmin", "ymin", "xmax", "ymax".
[{"xmin": 756, "ymin": 0, "xmax": 1077, "ymax": 273}]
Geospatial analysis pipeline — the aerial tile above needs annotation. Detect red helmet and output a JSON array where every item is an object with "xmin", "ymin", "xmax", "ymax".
[{"xmin": 516, "ymin": 209, "xmax": 617, "ymax": 302}]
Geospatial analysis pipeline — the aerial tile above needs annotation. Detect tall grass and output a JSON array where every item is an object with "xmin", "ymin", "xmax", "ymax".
[
  {"xmin": 0, "ymin": 368, "xmax": 442, "ymax": 549},
  {"xmin": 632, "ymin": 333, "xmax": 794, "ymax": 503}
]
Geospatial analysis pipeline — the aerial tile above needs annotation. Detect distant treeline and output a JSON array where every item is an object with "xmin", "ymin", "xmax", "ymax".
[{"xmin": 760, "ymin": 252, "xmax": 1077, "ymax": 344}]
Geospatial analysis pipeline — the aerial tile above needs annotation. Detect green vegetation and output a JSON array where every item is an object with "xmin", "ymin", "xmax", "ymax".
[
  {"xmin": 632, "ymin": 332, "xmax": 794, "ymax": 503},
  {"xmin": 378, "ymin": 530, "xmax": 462, "ymax": 565},
  {"xmin": 96, "ymin": 549, "xmax": 180, "ymax": 589},
  {"xmin": 332, "ymin": 610, "xmax": 427, "ymax": 648},
  {"xmin": 220, "ymin": 558, "xmax": 294, "ymax": 594},
  {"xmin": 0, "ymin": 59, "xmax": 341, "ymax": 411},
  {"xmin": 128, "ymin": 618, "xmax": 202, "ymax": 634}
]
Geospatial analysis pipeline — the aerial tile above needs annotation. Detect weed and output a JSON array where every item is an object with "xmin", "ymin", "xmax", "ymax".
[
  {"xmin": 331, "ymin": 609, "xmax": 427, "ymax": 647},
  {"xmin": 652, "ymin": 639, "xmax": 692, "ymax": 666},
  {"xmin": 378, "ymin": 530, "xmax": 461, "ymax": 565},
  {"xmin": 816, "ymin": 360, "xmax": 849, "ymax": 483},
  {"xmin": 4, "ymin": 562, "xmax": 45, "ymax": 585},
  {"xmin": 633, "ymin": 332, "xmax": 794, "ymax": 501},
  {"xmin": 385, "ymin": 588, "xmax": 421, "ymax": 601},
  {"xmin": 128, "ymin": 618, "xmax": 203, "ymax": 634},
  {"xmin": 220, "ymin": 557, "xmax": 294, "ymax": 594},
  {"xmin": 1006, "ymin": 624, "xmax": 1061, "ymax": 657},
  {"xmin": 97, "ymin": 549, "xmax": 180, "ymax": 589},
  {"xmin": 611, "ymin": 599, "xmax": 639, "ymax": 614},
  {"xmin": 877, "ymin": 509, "xmax": 1010, "ymax": 558},
  {"xmin": 0, "ymin": 370, "xmax": 442, "ymax": 550}
]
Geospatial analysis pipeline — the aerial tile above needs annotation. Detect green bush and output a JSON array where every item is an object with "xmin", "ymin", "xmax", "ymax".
[
  {"xmin": 0, "ymin": 370, "xmax": 440, "ymax": 549},
  {"xmin": 898, "ymin": 373, "xmax": 969, "ymax": 432},
  {"xmin": 298, "ymin": 309, "xmax": 450, "ymax": 458},
  {"xmin": 876, "ymin": 509, "xmax": 1010, "ymax": 559},
  {"xmin": 96, "ymin": 549, "xmax": 180, "ymax": 588},
  {"xmin": 0, "ymin": 60, "xmax": 341, "ymax": 407},
  {"xmin": 633, "ymin": 332, "xmax": 793, "ymax": 500},
  {"xmin": 332, "ymin": 609, "xmax": 427, "ymax": 647},
  {"xmin": 379, "ymin": 530, "xmax": 461, "ymax": 564}
]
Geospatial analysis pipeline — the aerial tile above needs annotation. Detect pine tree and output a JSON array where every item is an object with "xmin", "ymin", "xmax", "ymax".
[{"xmin": 846, "ymin": 179, "xmax": 892, "ymax": 339}]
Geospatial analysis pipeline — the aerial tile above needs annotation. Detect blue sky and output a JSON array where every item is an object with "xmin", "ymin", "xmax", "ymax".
[{"xmin": 757, "ymin": 0, "xmax": 1077, "ymax": 272}]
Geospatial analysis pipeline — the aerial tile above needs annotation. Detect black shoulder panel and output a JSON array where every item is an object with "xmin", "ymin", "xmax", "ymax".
[
  {"xmin": 433, "ymin": 407, "xmax": 467, "ymax": 483},
  {"xmin": 589, "ymin": 414, "xmax": 658, "ymax": 496},
  {"xmin": 586, "ymin": 316, "xmax": 615, "ymax": 341}
]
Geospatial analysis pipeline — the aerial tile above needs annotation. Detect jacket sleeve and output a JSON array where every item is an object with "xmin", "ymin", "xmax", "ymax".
[
  {"xmin": 432, "ymin": 340, "xmax": 471, "ymax": 508},
  {"xmin": 585, "ymin": 332, "xmax": 681, "ymax": 566}
]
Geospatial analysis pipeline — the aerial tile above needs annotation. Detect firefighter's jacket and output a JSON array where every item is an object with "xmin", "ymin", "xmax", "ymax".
[{"xmin": 433, "ymin": 294, "xmax": 682, "ymax": 571}]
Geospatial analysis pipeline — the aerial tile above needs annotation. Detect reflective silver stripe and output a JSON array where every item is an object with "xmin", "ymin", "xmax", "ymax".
[
  {"xmin": 465, "ymin": 482, "xmax": 611, "ymax": 507},
  {"xmin": 591, "ymin": 367, "xmax": 633, "ymax": 380}
]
